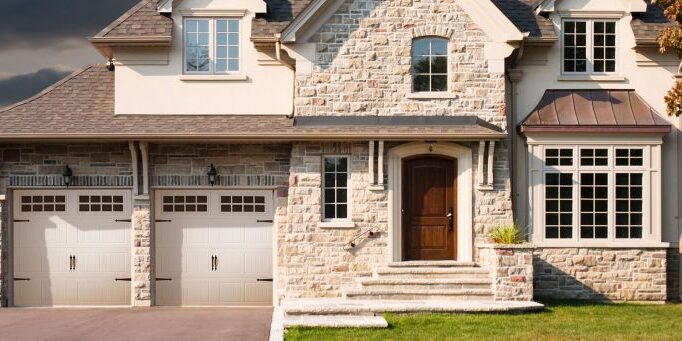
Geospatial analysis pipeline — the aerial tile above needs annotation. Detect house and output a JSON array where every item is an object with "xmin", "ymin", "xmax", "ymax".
[{"xmin": 0, "ymin": 0, "xmax": 679, "ymax": 309}]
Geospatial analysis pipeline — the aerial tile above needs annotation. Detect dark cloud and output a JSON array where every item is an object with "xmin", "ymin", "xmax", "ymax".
[
  {"xmin": 0, "ymin": 68, "xmax": 73, "ymax": 107},
  {"xmin": 0, "ymin": 0, "xmax": 141, "ymax": 51}
]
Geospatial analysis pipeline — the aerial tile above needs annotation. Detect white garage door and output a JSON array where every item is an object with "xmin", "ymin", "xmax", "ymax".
[
  {"xmin": 155, "ymin": 190, "xmax": 274, "ymax": 306},
  {"xmin": 13, "ymin": 189, "xmax": 132, "ymax": 306}
]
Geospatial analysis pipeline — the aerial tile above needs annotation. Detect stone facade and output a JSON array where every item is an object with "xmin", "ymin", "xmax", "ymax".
[
  {"xmin": 534, "ymin": 248, "xmax": 671, "ymax": 301},
  {"xmin": 296, "ymin": 0, "xmax": 506, "ymax": 127},
  {"xmin": 480, "ymin": 244, "xmax": 534, "ymax": 301}
]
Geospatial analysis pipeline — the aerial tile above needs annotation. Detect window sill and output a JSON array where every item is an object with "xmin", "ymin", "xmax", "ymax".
[
  {"xmin": 405, "ymin": 92, "xmax": 458, "ymax": 100},
  {"xmin": 533, "ymin": 241, "xmax": 670, "ymax": 248},
  {"xmin": 318, "ymin": 221, "xmax": 356, "ymax": 229},
  {"xmin": 557, "ymin": 74, "xmax": 626, "ymax": 82},
  {"xmin": 180, "ymin": 74, "xmax": 249, "ymax": 82}
]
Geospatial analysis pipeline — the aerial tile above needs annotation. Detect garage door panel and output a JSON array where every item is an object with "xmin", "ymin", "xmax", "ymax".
[
  {"xmin": 13, "ymin": 189, "xmax": 132, "ymax": 307},
  {"xmin": 155, "ymin": 189, "xmax": 274, "ymax": 306}
]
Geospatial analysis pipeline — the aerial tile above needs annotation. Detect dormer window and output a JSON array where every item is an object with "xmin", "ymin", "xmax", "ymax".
[
  {"xmin": 184, "ymin": 18, "xmax": 240, "ymax": 74},
  {"xmin": 562, "ymin": 20, "xmax": 616, "ymax": 74},
  {"xmin": 412, "ymin": 37, "xmax": 448, "ymax": 92}
]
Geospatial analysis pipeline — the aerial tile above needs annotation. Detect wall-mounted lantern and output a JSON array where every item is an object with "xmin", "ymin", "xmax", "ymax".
[
  {"xmin": 207, "ymin": 164, "xmax": 218, "ymax": 186},
  {"xmin": 62, "ymin": 165, "xmax": 73, "ymax": 187}
]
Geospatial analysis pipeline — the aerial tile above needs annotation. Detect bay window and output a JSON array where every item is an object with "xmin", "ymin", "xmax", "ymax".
[{"xmin": 530, "ymin": 144, "xmax": 661, "ymax": 245}]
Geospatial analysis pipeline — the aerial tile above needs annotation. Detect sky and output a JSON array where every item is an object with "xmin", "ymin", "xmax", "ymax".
[{"xmin": 0, "ymin": 0, "xmax": 140, "ymax": 107}]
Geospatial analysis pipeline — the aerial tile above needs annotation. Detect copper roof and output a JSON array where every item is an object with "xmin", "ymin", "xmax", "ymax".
[
  {"xmin": 0, "ymin": 65, "xmax": 505, "ymax": 141},
  {"xmin": 520, "ymin": 90, "xmax": 672, "ymax": 134}
]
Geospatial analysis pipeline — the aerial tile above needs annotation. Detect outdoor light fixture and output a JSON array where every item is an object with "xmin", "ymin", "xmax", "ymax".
[
  {"xmin": 207, "ymin": 164, "xmax": 218, "ymax": 186},
  {"xmin": 62, "ymin": 165, "xmax": 73, "ymax": 187}
]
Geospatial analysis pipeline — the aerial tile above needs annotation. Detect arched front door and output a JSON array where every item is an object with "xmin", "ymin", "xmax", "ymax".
[{"xmin": 402, "ymin": 156, "xmax": 457, "ymax": 260}]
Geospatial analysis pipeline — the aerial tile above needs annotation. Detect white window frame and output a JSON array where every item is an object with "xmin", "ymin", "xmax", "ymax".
[
  {"xmin": 182, "ymin": 17, "xmax": 241, "ymax": 75},
  {"xmin": 561, "ymin": 18, "xmax": 619, "ymax": 75},
  {"xmin": 527, "ymin": 138, "xmax": 664, "ymax": 247},
  {"xmin": 322, "ymin": 155, "xmax": 351, "ymax": 222},
  {"xmin": 411, "ymin": 36, "xmax": 450, "ymax": 93}
]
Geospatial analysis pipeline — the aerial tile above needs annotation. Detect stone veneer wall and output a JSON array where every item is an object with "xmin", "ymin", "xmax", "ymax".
[
  {"xmin": 534, "ymin": 248, "xmax": 670, "ymax": 301},
  {"xmin": 479, "ymin": 244, "xmax": 534, "ymax": 301},
  {"xmin": 296, "ymin": 0, "xmax": 506, "ymax": 126}
]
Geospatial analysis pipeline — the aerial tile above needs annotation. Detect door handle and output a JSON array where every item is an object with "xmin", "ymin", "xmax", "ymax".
[
  {"xmin": 69, "ymin": 255, "xmax": 74, "ymax": 270},
  {"xmin": 257, "ymin": 219, "xmax": 273, "ymax": 223},
  {"xmin": 14, "ymin": 278, "xmax": 31, "ymax": 281},
  {"xmin": 447, "ymin": 208, "xmax": 454, "ymax": 232},
  {"xmin": 13, "ymin": 219, "xmax": 30, "ymax": 223},
  {"xmin": 115, "ymin": 219, "xmax": 132, "ymax": 222},
  {"xmin": 115, "ymin": 278, "xmax": 132, "ymax": 281},
  {"xmin": 257, "ymin": 278, "xmax": 273, "ymax": 282},
  {"xmin": 156, "ymin": 278, "xmax": 172, "ymax": 281},
  {"xmin": 211, "ymin": 255, "xmax": 218, "ymax": 271},
  {"xmin": 155, "ymin": 219, "xmax": 172, "ymax": 223}
]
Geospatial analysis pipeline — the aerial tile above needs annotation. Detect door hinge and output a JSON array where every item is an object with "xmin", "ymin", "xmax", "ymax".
[
  {"xmin": 257, "ymin": 219, "xmax": 274, "ymax": 223},
  {"xmin": 156, "ymin": 278, "xmax": 172, "ymax": 281},
  {"xmin": 256, "ymin": 278, "xmax": 273, "ymax": 282},
  {"xmin": 155, "ymin": 219, "xmax": 172, "ymax": 223},
  {"xmin": 115, "ymin": 219, "xmax": 132, "ymax": 222},
  {"xmin": 13, "ymin": 219, "xmax": 29, "ymax": 223},
  {"xmin": 115, "ymin": 278, "xmax": 132, "ymax": 281},
  {"xmin": 13, "ymin": 278, "xmax": 30, "ymax": 281}
]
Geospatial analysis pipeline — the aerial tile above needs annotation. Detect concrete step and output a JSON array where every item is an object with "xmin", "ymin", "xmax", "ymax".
[
  {"xmin": 375, "ymin": 266, "xmax": 490, "ymax": 279},
  {"xmin": 358, "ymin": 277, "xmax": 492, "ymax": 290},
  {"xmin": 281, "ymin": 299, "xmax": 544, "ymax": 316},
  {"xmin": 387, "ymin": 261, "xmax": 477, "ymax": 268},
  {"xmin": 344, "ymin": 288, "xmax": 494, "ymax": 300},
  {"xmin": 283, "ymin": 314, "xmax": 388, "ymax": 328}
]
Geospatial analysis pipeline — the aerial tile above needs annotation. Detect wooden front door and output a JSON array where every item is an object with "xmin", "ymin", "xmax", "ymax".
[{"xmin": 402, "ymin": 156, "xmax": 457, "ymax": 260}]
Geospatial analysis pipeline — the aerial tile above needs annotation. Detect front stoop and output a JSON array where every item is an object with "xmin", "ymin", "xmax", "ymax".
[{"xmin": 270, "ymin": 262, "xmax": 543, "ymax": 340}]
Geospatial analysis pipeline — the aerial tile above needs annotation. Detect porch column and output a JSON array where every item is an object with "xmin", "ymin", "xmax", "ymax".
[{"xmin": 0, "ymin": 195, "xmax": 7, "ymax": 307}]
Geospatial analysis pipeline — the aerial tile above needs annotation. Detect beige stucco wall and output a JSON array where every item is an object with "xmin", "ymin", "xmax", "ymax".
[
  {"xmin": 513, "ymin": 0, "xmax": 682, "ymax": 247},
  {"xmin": 113, "ymin": 0, "xmax": 294, "ymax": 115}
]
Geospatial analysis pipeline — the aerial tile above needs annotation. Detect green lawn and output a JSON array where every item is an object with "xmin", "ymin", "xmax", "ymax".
[{"xmin": 285, "ymin": 301, "xmax": 682, "ymax": 341}]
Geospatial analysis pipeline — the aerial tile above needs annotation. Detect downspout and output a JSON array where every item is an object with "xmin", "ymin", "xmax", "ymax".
[
  {"xmin": 275, "ymin": 34, "xmax": 296, "ymax": 119},
  {"xmin": 508, "ymin": 42, "xmax": 525, "ymax": 225},
  {"xmin": 128, "ymin": 141, "xmax": 139, "ymax": 195},
  {"xmin": 139, "ymin": 142, "xmax": 150, "ymax": 195}
]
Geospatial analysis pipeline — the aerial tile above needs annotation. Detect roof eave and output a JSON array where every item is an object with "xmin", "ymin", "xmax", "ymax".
[
  {"xmin": 523, "ymin": 36, "xmax": 558, "ymax": 47},
  {"xmin": 519, "ymin": 125, "xmax": 672, "ymax": 134}
]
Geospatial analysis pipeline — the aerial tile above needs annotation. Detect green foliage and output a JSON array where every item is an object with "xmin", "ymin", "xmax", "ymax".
[
  {"xmin": 488, "ymin": 223, "xmax": 524, "ymax": 244},
  {"xmin": 654, "ymin": 0, "xmax": 682, "ymax": 116},
  {"xmin": 286, "ymin": 302, "xmax": 682, "ymax": 341}
]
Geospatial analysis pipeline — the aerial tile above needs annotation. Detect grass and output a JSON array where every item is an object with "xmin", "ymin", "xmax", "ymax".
[{"xmin": 285, "ymin": 301, "xmax": 682, "ymax": 341}]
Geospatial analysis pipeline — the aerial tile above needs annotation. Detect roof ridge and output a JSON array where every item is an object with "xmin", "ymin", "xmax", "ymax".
[
  {"xmin": 0, "ymin": 65, "xmax": 102, "ymax": 114},
  {"xmin": 93, "ymin": 0, "xmax": 152, "ymax": 38}
]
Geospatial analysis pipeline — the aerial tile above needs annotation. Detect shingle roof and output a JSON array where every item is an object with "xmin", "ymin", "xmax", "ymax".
[
  {"xmin": 520, "ymin": 90, "xmax": 672, "ymax": 133},
  {"xmin": 0, "ymin": 65, "xmax": 505, "ymax": 140},
  {"xmin": 491, "ymin": 0, "xmax": 556, "ymax": 40},
  {"xmin": 631, "ymin": 1, "xmax": 676, "ymax": 44},
  {"xmin": 252, "ymin": 0, "xmax": 314, "ymax": 39},
  {"xmin": 93, "ymin": 0, "xmax": 172, "ymax": 39}
]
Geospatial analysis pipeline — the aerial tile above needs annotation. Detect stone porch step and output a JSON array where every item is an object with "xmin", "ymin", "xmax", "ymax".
[
  {"xmin": 375, "ymin": 266, "xmax": 490, "ymax": 279},
  {"xmin": 282, "ymin": 314, "xmax": 389, "ymax": 328},
  {"xmin": 387, "ymin": 261, "xmax": 477, "ymax": 268},
  {"xmin": 344, "ymin": 288, "xmax": 494, "ymax": 300},
  {"xmin": 358, "ymin": 277, "xmax": 492, "ymax": 290},
  {"xmin": 281, "ymin": 299, "xmax": 544, "ymax": 316}
]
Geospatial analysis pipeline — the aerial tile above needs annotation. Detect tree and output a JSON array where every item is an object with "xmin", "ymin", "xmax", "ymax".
[{"xmin": 654, "ymin": 0, "xmax": 682, "ymax": 116}]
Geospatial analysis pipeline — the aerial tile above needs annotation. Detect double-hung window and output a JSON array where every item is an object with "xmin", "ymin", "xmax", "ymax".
[
  {"xmin": 323, "ymin": 156, "xmax": 349, "ymax": 221},
  {"xmin": 184, "ymin": 18, "xmax": 240, "ymax": 74},
  {"xmin": 537, "ymin": 145, "xmax": 655, "ymax": 243},
  {"xmin": 562, "ymin": 19, "xmax": 617, "ymax": 74},
  {"xmin": 412, "ymin": 37, "xmax": 448, "ymax": 92}
]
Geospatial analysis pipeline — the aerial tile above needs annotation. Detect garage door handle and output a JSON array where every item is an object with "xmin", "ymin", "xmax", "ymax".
[
  {"xmin": 115, "ymin": 278, "xmax": 132, "ymax": 281},
  {"xmin": 14, "ymin": 278, "xmax": 30, "ymax": 281},
  {"xmin": 156, "ymin": 278, "xmax": 172, "ymax": 281},
  {"xmin": 155, "ymin": 219, "xmax": 172, "ymax": 223},
  {"xmin": 13, "ymin": 219, "xmax": 29, "ymax": 223},
  {"xmin": 115, "ymin": 219, "xmax": 132, "ymax": 222},
  {"xmin": 257, "ymin": 219, "xmax": 273, "ymax": 223},
  {"xmin": 257, "ymin": 278, "xmax": 273, "ymax": 282}
]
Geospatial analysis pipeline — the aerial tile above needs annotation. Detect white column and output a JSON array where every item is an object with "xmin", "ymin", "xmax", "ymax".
[
  {"xmin": 368, "ymin": 141, "xmax": 375, "ymax": 185},
  {"xmin": 487, "ymin": 140, "xmax": 495, "ymax": 186},
  {"xmin": 378, "ymin": 141, "xmax": 384, "ymax": 185},
  {"xmin": 478, "ymin": 141, "xmax": 486, "ymax": 186}
]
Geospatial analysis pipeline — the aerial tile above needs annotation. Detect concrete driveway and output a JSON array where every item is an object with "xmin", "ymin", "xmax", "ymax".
[{"xmin": 0, "ymin": 307, "xmax": 272, "ymax": 341}]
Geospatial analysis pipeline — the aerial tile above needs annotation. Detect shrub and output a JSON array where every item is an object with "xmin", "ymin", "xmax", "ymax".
[{"xmin": 488, "ymin": 223, "xmax": 524, "ymax": 244}]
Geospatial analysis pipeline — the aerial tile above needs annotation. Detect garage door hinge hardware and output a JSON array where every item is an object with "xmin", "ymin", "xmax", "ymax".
[
  {"xmin": 156, "ymin": 278, "xmax": 172, "ymax": 281},
  {"xmin": 13, "ymin": 278, "xmax": 30, "ymax": 281},
  {"xmin": 115, "ymin": 219, "xmax": 132, "ymax": 222},
  {"xmin": 13, "ymin": 219, "xmax": 29, "ymax": 223},
  {"xmin": 257, "ymin": 278, "xmax": 273, "ymax": 282},
  {"xmin": 257, "ymin": 219, "xmax": 274, "ymax": 223},
  {"xmin": 115, "ymin": 278, "xmax": 132, "ymax": 281},
  {"xmin": 155, "ymin": 219, "xmax": 172, "ymax": 223}
]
